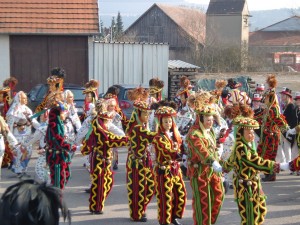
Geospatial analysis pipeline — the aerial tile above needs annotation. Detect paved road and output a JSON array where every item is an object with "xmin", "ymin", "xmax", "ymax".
[{"xmin": 1, "ymin": 151, "xmax": 300, "ymax": 225}]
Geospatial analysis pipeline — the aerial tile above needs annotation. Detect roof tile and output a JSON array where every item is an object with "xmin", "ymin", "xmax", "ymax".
[
  {"xmin": 249, "ymin": 31, "xmax": 300, "ymax": 46},
  {"xmin": 0, "ymin": 0, "xmax": 99, "ymax": 34}
]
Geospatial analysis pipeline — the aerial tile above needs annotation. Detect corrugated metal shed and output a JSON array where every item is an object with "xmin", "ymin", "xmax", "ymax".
[
  {"xmin": 168, "ymin": 60, "xmax": 200, "ymax": 69},
  {"xmin": 91, "ymin": 42, "xmax": 169, "ymax": 95}
]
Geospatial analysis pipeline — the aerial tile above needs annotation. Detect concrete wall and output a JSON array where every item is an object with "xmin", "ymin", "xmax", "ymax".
[{"xmin": 0, "ymin": 35, "xmax": 10, "ymax": 84}]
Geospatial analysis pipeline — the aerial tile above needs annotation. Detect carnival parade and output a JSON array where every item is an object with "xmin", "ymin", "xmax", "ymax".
[{"xmin": 0, "ymin": 69, "xmax": 300, "ymax": 225}]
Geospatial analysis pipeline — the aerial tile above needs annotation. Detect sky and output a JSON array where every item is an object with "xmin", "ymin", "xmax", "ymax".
[{"xmin": 184, "ymin": 0, "xmax": 300, "ymax": 11}]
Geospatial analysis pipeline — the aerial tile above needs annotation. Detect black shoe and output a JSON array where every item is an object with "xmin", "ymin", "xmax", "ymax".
[
  {"xmin": 94, "ymin": 210, "xmax": 103, "ymax": 214},
  {"xmin": 172, "ymin": 218, "xmax": 182, "ymax": 225},
  {"xmin": 113, "ymin": 164, "xmax": 118, "ymax": 170},
  {"xmin": 85, "ymin": 188, "xmax": 91, "ymax": 193},
  {"xmin": 262, "ymin": 173, "xmax": 276, "ymax": 182},
  {"xmin": 138, "ymin": 217, "xmax": 147, "ymax": 222},
  {"xmin": 229, "ymin": 184, "xmax": 233, "ymax": 189},
  {"xmin": 223, "ymin": 180, "xmax": 229, "ymax": 194}
]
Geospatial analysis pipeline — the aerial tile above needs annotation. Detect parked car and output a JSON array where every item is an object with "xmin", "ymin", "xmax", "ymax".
[
  {"xmin": 27, "ymin": 83, "xmax": 85, "ymax": 114},
  {"xmin": 100, "ymin": 84, "xmax": 149, "ymax": 119}
]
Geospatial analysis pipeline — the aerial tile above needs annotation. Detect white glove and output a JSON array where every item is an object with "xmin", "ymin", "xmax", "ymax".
[
  {"xmin": 286, "ymin": 128, "xmax": 296, "ymax": 140},
  {"xmin": 76, "ymin": 144, "xmax": 83, "ymax": 152},
  {"xmin": 280, "ymin": 163, "xmax": 290, "ymax": 171},
  {"xmin": 212, "ymin": 161, "xmax": 222, "ymax": 173}
]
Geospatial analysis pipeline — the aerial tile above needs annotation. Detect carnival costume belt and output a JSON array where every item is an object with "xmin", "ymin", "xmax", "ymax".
[
  {"xmin": 128, "ymin": 149, "xmax": 151, "ymax": 167},
  {"xmin": 45, "ymin": 145, "xmax": 71, "ymax": 155},
  {"xmin": 233, "ymin": 173, "xmax": 260, "ymax": 187}
]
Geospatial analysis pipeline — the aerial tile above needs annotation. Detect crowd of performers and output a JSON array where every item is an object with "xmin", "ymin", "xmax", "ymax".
[{"xmin": 1, "ymin": 70, "xmax": 300, "ymax": 225}]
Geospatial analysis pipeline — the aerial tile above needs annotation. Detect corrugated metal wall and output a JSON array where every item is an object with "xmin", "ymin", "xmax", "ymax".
[{"xmin": 91, "ymin": 42, "xmax": 169, "ymax": 95}]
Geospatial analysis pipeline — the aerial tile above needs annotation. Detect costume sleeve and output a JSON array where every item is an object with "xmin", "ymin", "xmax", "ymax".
[
  {"xmin": 221, "ymin": 150, "xmax": 235, "ymax": 172},
  {"xmin": 106, "ymin": 131, "xmax": 129, "ymax": 148},
  {"xmin": 270, "ymin": 106, "xmax": 288, "ymax": 130},
  {"xmin": 289, "ymin": 156, "xmax": 300, "ymax": 172},
  {"xmin": 136, "ymin": 125, "xmax": 157, "ymax": 140},
  {"xmin": 108, "ymin": 123, "xmax": 125, "ymax": 136},
  {"xmin": 236, "ymin": 141, "xmax": 275, "ymax": 174},
  {"xmin": 186, "ymin": 132, "xmax": 216, "ymax": 164},
  {"xmin": 24, "ymin": 129, "xmax": 43, "ymax": 147}
]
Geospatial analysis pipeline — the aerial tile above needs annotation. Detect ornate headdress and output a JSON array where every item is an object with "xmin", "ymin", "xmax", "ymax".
[
  {"xmin": 233, "ymin": 116, "xmax": 259, "ymax": 130},
  {"xmin": 3, "ymin": 77, "xmax": 18, "ymax": 89},
  {"xmin": 154, "ymin": 106, "xmax": 177, "ymax": 118},
  {"xmin": 83, "ymin": 79, "xmax": 99, "ymax": 95},
  {"xmin": 195, "ymin": 105, "xmax": 216, "ymax": 116},
  {"xmin": 133, "ymin": 100, "xmax": 151, "ymax": 112},
  {"xmin": 127, "ymin": 86, "xmax": 149, "ymax": 102},
  {"xmin": 47, "ymin": 67, "xmax": 65, "ymax": 92},
  {"xmin": 149, "ymin": 78, "xmax": 164, "ymax": 95},
  {"xmin": 263, "ymin": 74, "xmax": 278, "ymax": 106}
]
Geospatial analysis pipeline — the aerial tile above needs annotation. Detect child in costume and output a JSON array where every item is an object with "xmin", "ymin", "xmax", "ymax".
[
  {"xmin": 80, "ymin": 79, "xmax": 98, "ymax": 122},
  {"xmin": 257, "ymin": 75, "xmax": 289, "ymax": 181},
  {"xmin": 186, "ymin": 105, "xmax": 224, "ymax": 225},
  {"xmin": 126, "ymin": 99, "xmax": 156, "ymax": 222},
  {"xmin": 45, "ymin": 91, "xmax": 77, "ymax": 189},
  {"xmin": 221, "ymin": 116, "xmax": 281, "ymax": 225},
  {"xmin": 153, "ymin": 106, "xmax": 186, "ymax": 225},
  {"xmin": 226, "ymin": 78, "xmax": 251, "ymax": 105},
  {"xmin": 81, "ymin": 111, "xmax": 129, "ymax": 214}
]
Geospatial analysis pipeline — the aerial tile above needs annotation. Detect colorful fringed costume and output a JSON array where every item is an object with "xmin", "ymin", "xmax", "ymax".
[
  {"xmin": 186, "ymin": 105, "xmax": 224, "ymax": 225},
  {"xmin": 257, "ymin": 75, "xmax": 288, "ymax": 174},
  {"xmin": 81, "ymin": 111, "xmax": 128, "ymax": 214},
  {"xmin": 222, "ymin": 116, "xmax": 280, "ymax": 225},
  {"xmin": 46, "ymin": 104, "xmax": 76, "ymax": 189},
  {"xmin": 153, "ymin": 106, "xmax": 186, "ymax": 225},
  {"xmin": 126, "ymin": 100, "xmax": 156, "ymax": 222}
]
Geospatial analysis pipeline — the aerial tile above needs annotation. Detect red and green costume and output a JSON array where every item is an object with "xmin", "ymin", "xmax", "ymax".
[
  {"xmin": 222, "ymin": 116, "xmax": 279, "ymax": 225},
  {"xmin": 46, "ymin": 106, "xmax": 76, "ymax": 189},
  {"xmin": 186, "ymin": 112, "xmax": 224, "ymax": 225},
  {"xmin": 257, "ymin": 89, "xmax": 288, "ymax": 161},
  {"xmin": 81, "ymin": 112, "xmax": 128, "ymax": 214}
]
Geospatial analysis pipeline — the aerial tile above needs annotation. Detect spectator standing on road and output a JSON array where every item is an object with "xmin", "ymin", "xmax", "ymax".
[
  {"xmin": 153, "ymin": 105, "xmax": 186, "ymax": 225},
  {"xmin": 0, "ymin": 179, "xmax": 71, "ymax": 225}
]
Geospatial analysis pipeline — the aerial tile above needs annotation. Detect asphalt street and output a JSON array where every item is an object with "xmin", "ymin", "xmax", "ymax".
[{"xmin": 0, "ymin": 150, "xmax": 300, "ymax": 225}]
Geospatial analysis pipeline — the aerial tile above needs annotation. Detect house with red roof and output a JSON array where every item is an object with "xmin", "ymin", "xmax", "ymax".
[
  {"xmin": 0, "ymin": 0, "xmax": 99, "ymax": 91},
  {"xmin": 249, "ymin": 16, "xmax": 300, "ymax": 71}
]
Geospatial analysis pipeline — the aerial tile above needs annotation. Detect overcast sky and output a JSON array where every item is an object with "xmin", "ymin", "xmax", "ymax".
[{"xmin": 184, "ymin": 0, "xmax": 300, "ymax": 10}]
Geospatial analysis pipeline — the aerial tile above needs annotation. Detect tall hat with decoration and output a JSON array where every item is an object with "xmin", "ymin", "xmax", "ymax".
[
  {"xmin": 224, "ymin": 103, "xmax": 254, "ymax": 120},
  {"xmin": 255, "ymin": 84, "xmax": 265, "ymax": 92},
  {"xmin": 279, "ymin": 87, "xmax": 292, "ymax": 98},
  {"xmin": 125, "ymin": 86, "xmax": 150, "ymax": 135},
  {"xmin": 1, "ymin": 77, "xmax": 18, "ymax": 116},
  {"xmin": 154, "ymin": 105, "xmax": 182, "ymax": 146},
  {"xmin": 263, "ymin": 74, "xmax": 278, "ymax": 106},
  {"xmin": 252, "ymin": 93, "xmax": 262, "ymax": 102},
  {"xmin": 104, "ymin": 85, "xmax": 121, "ymax": 112},
  {"xmin": 227, "ymin": 78, "xmax": 242, "ymax": 89},
  {"xmin": 294, "ymin": 92, "xmax": 300, "ymax": 100},
  {"xmin": 210, "ymin": 80, "xmax": 227, "ymax": 99},
  {"xmin": 149, "ymin": 77, "xmax": 164, "ymax": 101},
  {"xmin": 82, "ymin": 79, "xmax": 99, "ymax": 109},
  {"xmin": 48, "ymin": 67, "xmax": 65, "ymax": 92}
]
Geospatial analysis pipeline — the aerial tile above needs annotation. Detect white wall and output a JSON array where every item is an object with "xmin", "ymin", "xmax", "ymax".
[
  {"xmin": 91, "ymin": 42, "xmax": 169, "ymax": 96},
  {"xmin": 0, "ymin": 35, "xmax": 10, "ymax": 85}
]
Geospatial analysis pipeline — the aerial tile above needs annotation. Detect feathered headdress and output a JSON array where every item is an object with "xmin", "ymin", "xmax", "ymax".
[
  {"xmin": 83, "ymin": 79, "xmax": 99, "ymax": 95},
  {"xmin": 266, "ymin": 74, "xmax": 277, "ymax": 89},
  {"xmin": 47, "ymin": 67, "xmax": 65, "ymax": 91},
  {"xmin": 149, "ymin": 78, "xmax": 164, "ymax": 95},
  {"xmin": 3, "ymin": 77, "xmax": 18, "ymax": 89},
  {"xmin": 127, "ymin": 86, "xmax": 149, "ymax": 102},
  {"xmin": 224, "ymin": 103, "xmax": 253, "ymax": 119},
  {"xmin": 192, "ymin": 90, "xmax": 214, "ymax": 113}
]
